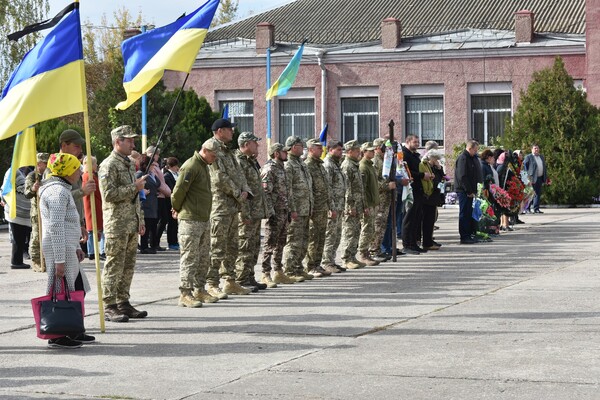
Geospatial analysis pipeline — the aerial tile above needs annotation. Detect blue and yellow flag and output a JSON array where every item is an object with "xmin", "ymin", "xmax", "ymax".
[
  {"xmin": 0, "ymin": 3, "xmax": 85, "ymax": 141},
  {"xmin": 1, "ymin": 127, "xmax": 37, "ymax": 219},
  {"xmin": 116, "ymin": 0, "xmax": 220, "ymax": 110},
  {"xmin": 319, "ymin": 124, "xmax": 328, "ymax": 159},
  {"xmin": 266, "ymin": 43, "xmax": 305, "ymax": 101}
]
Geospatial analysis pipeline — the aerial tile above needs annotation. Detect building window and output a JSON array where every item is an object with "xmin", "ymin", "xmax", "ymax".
[
  {"xmin": 341, "ymin": 97, "xmax": 379, "ymax": 143},
  {"xmin": 219, "ymin": 100, "xmax": 254, "ymax": 133},
  {"xmin": 279, "ymin": 99, "xmax": 315, "ymax": 139},
  {"xmin": 471, "ymin": 94, "xmax": 511, "ymax": 145},
  {"xmin": 405, "ymin": 96, "xmax": 444, "ymax": 147}
]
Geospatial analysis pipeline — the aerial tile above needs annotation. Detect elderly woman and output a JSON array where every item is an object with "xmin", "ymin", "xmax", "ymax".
[
  {"xmin": 420, "ymin": 150, "xmax": 443, "ymax": 250},
  {"xmin": 39, "ymin": 153, "xmax": 93, "ymax": 349}
]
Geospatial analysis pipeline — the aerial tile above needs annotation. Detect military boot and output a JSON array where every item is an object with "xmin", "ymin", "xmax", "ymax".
[
  {"xmin": 358, "ymin": 252, "xmax": 379, "ymax": 266},
  {"xmin": 117, "ymin": 301, "xmax": 148, "ymax": 319},
  {"xmin": 260, "ymin": 273, "xmax": 278, "ymax": 288},
  {"xmin": 298, "ymin": 270, "xmax": 314, "ymax": 280},
  {"xmin": 344, "ymin": 259, "xmax": 363, "ymax": 270},
  {"xmin": 178, "ymin": 291, "xmax": 202, "ymax": 308},
  {"xmin": 352, "ymin": 256, "xmax": 367, "ymax": 268},
  {"xmin": 272, "ymin": 270, "xmax": 297, "ymax": 284},
  {"xmin": 206, "ymin": 284, "xmax": 228, "ymax": 300},
  {"xmin": 246, "ymin": 275, "xmax": 268, "ymax": 290},
  {"xmin": 223, "ymin": 279, "xmax": 252, "ymax": 295},
  {"xmin": 193, "ymin": 288, "xmax": 219, "ymax": 303},
  {"xmin": 104, "ymin": 304, "xmax": 129, "ymax": 322}
]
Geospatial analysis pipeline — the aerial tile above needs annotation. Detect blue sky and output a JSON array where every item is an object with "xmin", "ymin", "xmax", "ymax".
[{"xmin": 47, "ymin": 0, "xmax": 291, "ymax": 27}]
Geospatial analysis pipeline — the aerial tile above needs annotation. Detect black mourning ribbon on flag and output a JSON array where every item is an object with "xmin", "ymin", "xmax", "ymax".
[{"xmin": 7, "ymin": 2, "xmax": 78, "ymax": 42}]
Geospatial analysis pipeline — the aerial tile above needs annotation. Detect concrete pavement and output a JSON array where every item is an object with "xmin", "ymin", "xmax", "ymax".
[{"xmin": 1, "ymin": 208, "xmax": 599, "ymax": 399}]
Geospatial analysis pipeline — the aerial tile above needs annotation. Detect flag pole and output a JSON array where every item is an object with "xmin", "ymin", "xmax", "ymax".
[
  {"xmin": 75, "ymin": 0, "xmax": 105, "ymax": 332},
  {"xmin": 141, "ymin": 25, "xmax": 148, "ymax": 153},
  {"xmin": 266, "ymin": 47, "xmax": 272, "ymax": 149}
]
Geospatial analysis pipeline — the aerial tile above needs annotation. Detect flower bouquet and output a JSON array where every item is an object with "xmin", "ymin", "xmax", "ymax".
[{"xmin": 489, "ymin": 184, "xmax": 511, "ymax": 209}]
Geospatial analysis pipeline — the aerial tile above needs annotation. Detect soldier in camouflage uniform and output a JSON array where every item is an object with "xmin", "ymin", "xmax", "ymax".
[
  {"xmin": 235, "ymin": 132, "xmax": 272, "ymax": 291},
  {"xmin": 322, "ymin": 141, "xmax": 346, "ymax": 273},
  {"xmin": 357, "ymin": 142, "xmax": 380, "ymax": 266},
  {"xmin": 340, "ymin": 140, "xmax": 367, "ymax": 269},
  {"xmin": 205, "ymin": 119, "xmax": 252, "ymax": 297},
  {"xmin": 304, "ymin": 138, "xmax": 335, "ymax": 277},
  {"xmin": 99, "ymin": 125, "xmax": 148, "ymax": 322},
  {"xmin": 171, "ymin": 140, "xmax": 220, "ymax": 308},
  {"xmin": 24, "ymin": 153, "xmax": 49, "ymax": 272},
  {"xmin": 370, "ymin": 138, "xmax": 395, "ymax": 261},
  {"xmin": 260, "ymin": 143, "xmax": 299, "ymax": 285},
  {"xmin": 283, "ymin": 136, "xmax": 314, "ymax": 281}
]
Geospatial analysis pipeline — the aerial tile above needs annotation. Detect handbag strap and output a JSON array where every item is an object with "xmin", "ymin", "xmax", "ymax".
[{"xmin": 51, "ymin": 275, "xmax": 72, "ymax": 302}]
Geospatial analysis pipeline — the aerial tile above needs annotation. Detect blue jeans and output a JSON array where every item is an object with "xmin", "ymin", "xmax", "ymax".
[
  {"xmin": 87, "ymin": 231, "xmax": 105, "ymax": 255},
  {"xmin": 457, "ymin": 192, "xmax": 474, "ymax": 241}
]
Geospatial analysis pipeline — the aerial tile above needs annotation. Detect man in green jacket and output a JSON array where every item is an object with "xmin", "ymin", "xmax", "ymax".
[
  {"xmin": 358, "ymin": 142, "xmax": 380, "ymax": 266},
  {"xmin": 171, "ymin": 140, "xmax": 220, "ymax": 308}
]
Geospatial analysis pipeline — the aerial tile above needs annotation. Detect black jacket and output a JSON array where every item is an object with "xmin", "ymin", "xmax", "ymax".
[
  {"xmin": 454, "ymin": 150, "xmax": 480, "ymax": 195},
  {"xmin": 402, "ymin": 145, "xmax": 424, "ymax": 195}
]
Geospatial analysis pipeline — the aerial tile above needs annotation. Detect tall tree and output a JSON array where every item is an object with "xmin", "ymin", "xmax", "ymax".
[
  {"xmin": 211, "ymin": 0, "xmax": 239, "ymax": 27},
  {"xmin": 502, "ymin": 57, "xmax": 600, "ymax": 205}
]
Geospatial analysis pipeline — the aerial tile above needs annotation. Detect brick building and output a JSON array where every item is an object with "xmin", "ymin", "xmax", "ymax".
[{"xmin": 164, "ymin": 0, "xmax": 595, "ymax": 159}]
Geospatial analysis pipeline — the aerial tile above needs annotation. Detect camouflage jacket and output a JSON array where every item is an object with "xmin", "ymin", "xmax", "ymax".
[
  {"xmin": 323, "ymin": 154, "xmax": 346, "ymax": 212},
  {"xmin": 305, "ymin": 155, "xmax": 333, "ymax": 212},
  {"xmin": 285, "ymin": 154, "xmax": 313, "ymax": 217},
  {"xmin": 24, "ymin": 170, "xmax": 42, "ymax": 218},
  {"xmin": 98, "ymin": 151, "xmax": 144, "ymax": 235},
  {"xmin": 373, "ymin": 153, "xmax": 391, "ymax": 195},
  {"xmin": 360, "ymin": 158, "xmax": 380, "ymax": 208},
  {"xmin": 261, "ymin": 158, "xmax": 289, "ymax": 213},
  {"xmin": 205, "ymin": 137, "xmax": 250, "ymax": 216},
  {"xmin": 341, "ymin": 156, "xmax": 365, "ymax": 214},
  {"xmin": 236, "ymin": 150, "xmax": 272, "ymax": 220}
]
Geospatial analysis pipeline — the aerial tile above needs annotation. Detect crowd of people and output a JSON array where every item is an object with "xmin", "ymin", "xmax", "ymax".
[{"xmin": 0, "ymin": 119, "xmax": 549, "ymax": 349}]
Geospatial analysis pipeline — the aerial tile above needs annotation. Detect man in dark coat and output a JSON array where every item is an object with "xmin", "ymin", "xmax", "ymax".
[{"xmin": 454, "ymin": 139, "xmax": 480, "ymax": 244}]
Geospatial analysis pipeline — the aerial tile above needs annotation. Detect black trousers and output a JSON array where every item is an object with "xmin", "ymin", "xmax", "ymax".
[
  {"xmin": 10, "ymin": 222, "xmax": 31, "ymax": 266},
  {"xmin": 140, "ymin": 218, "xmax": 158, "ymax": 250},
  {"xmin": 402, "ymin": 194, "xmax": 423, "ymax": 248},
  {"xmin": 155, "ymin": 198, "xmax": 170, "ymax": 248},
  {"xmin": 421, "ymin": 204, "xmax": 436, "ymax": 247}
]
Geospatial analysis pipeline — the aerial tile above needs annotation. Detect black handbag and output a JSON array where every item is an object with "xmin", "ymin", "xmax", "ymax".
[{"xmin": 39, "ymin": 277, "xmax": 85, "ymax": 336}]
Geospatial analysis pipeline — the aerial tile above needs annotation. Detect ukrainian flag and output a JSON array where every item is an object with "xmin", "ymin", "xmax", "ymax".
[
  {"xmin": 116, "ymin": 0, "xmax": 220, "ymax": 110},
  {"xmin": 266, "ymin": 42, "xmax": 305, "ymax": 101},
  {"xmin": 0, "ymin": 4, "xmax": 85, "ymax": 141},
  {"xmin": 1, "ymin": 127, "xmax": 37, "ymax": 219}
]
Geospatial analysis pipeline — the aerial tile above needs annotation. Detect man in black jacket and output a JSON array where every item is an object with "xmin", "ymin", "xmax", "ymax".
[
  {"xmin": 161, "ymin": 157, "xmax": 180, "ymax": 250},
  {"xmin": 401, "ymin": 135, "xmax": 434, "ymax": 254},
  {"xmin": 454, "ymin": 139, "xmax": 480, "ymax": 244}
]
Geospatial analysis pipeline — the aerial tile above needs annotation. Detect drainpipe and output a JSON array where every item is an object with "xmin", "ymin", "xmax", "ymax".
[{"xmin": 317, "ymin": 50, "xmax": 327, "ymax": 131}]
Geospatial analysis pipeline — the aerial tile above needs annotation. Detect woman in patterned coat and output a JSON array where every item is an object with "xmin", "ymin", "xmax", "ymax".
[{"xmin": 39, "ymin": 153, "xmax": 92, "ymax": 349}]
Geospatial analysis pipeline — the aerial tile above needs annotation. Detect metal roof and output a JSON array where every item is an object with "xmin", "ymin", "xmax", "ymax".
[{"xmin": 206, "ymin": 0, "xmax": 585, "ymax": 45}]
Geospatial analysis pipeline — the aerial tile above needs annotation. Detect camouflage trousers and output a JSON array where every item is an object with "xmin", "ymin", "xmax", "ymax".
[
  {"xmin": 283, "ymin": 215, "xmax": 309, "ymax": 275},
  {"xmin": 178, "ymin": 219, "xmax": 211, "ymax": 293},
  {"xmin": 370, "ymin": 194, "xmax": 391, "ymax": 253},
  {"xmin": 29, "ymin": 214, "xmax": 41, "ymax": 264},
  {"xmin": 358, "ymin": 208, "xmax": 376, "ymax": 254},
  {"xmin": 322, "ymin": 213, "xmax": 343, "ymax": 266},
  {"xmin": 235, "ymin": 217, "xmax": 262, "ymax": 283},
  {"xmin": 341, "ymin": 213, "xmax": 362, "ymax": 262},
  {"xmin": 306, "ymin": 209, "xmax": 328, "ymax": 269},
  {"xmin": 261, "ymin": 212, "xmax": 288, "ymax": 273},
  {"xmin": 207, "ymin": 213, "xmax": 238, "ymax": 285},
  {"xmin": 102, "ymin": 232, "xmax": 138, "ymax": 305}
]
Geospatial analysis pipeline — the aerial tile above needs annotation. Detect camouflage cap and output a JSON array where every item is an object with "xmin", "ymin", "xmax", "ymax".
[
  {"xmin": 373, "ymin": 138, "xmax": 386, "ymax": 147},
  {"xmin": 111, "ymin": 125, "xmax": 139, "ymax": 141},
  {"xmin": 238, "ymin": 132, "xmax": 261, "ymax": 146},
  {"xmin": 37, "ymin": 152, "xmax": 49, "ymax": 163},
  {"xmin": 361, "ymin": 141, "xmax": 376, "ymax": 151},
  {"xmin": 284, "ymin": 136, "xmax": 304, "ymax": 151},
  {"xmin": 305, "ymin": 138, "xmax": 323, "ymax": 148},
  {"xmin": 202, "ymin": 139, "xmax": 221, "ymax": 152},
  {"xmin": 343, "ymin": 139, "xmax": 360, "ymax": 151},
  {"xmin": 268, "ymin": 142, "xmax": 285, "ymax": 156}
]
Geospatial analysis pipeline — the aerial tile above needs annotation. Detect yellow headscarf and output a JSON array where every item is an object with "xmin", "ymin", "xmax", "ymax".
[{"xmin": 48, "ymin": 153, "xmax": 81, "ymax": 177}]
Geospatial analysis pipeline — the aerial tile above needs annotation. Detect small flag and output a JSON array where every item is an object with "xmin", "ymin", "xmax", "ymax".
[
  {"xmin": 116, "ymin": 0, "xmax": 220, "ymax": 110},
  {"xmin": 1, "ymin": 127, "xmax": 37, "ymax": 219},
  {"xmin": 319, "ymin": 124, "xmax": 328, "ymax": 159},
  {"xmin": 266, "ymin": 42, "xmax": 305, "ymax": 101},
  {"xmin": 222, "ymin": 103, "xmax": 229, "ymax": 119},
  {"xmin": 0, "ymin": 3, "xmax": 85, "ymax": 141}
]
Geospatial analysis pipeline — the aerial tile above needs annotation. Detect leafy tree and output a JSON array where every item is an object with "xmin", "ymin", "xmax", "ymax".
[
  {"xmin": 211, "ymin": 0, "xmax": 239, "ymax": 27},
  {"xmin": 501, "ymin": 57, "xmax": 600, "ymax": 204}
]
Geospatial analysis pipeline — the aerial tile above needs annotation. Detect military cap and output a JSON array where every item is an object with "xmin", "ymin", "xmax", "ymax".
[
  {"xmin": 59, "ymin": 129, "xmax": 85, "ymax": 146},
  {"xmin": 238, "ymin": 132, "xmax": 261, "ymax": 146},
  {"xmin": 284, "ymin": 136, "xmax": 304, "ymax": 151},
  {"xmin": 305, "ymin": 138, "xmax": 323, "ymax": 148},
  {"xmin": 202, "ymin": 139, "xmax": 220, "ymax": 152},
  {"xmin": 111, "ymin": 125, "xmax": 139, "ymax": 141},
  {"xmin": 361, "ymin": 142, "xmax": 376, "ymax": 151},
  {"xmin": 373, "ymin": 138, "xmax": 386, "ymax": 147},
  {"xmin": 268, "ymin": 142, "xmax": 285, "ymax": 156},
  {"xmin": 211, "ymin": 118, "xmax": 236, "ymax": 131},
  {"xmin": 327, "ymin": 140, "xmax": 343, "ymax": 149},
  {"xmin": 37, "ymin": 152, "xmax": 49, "ymax": 163},
  {"xmin": 343, "ymin": 140, "xmax": 360, "ymax": 151}
]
